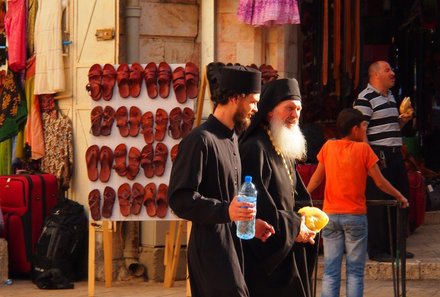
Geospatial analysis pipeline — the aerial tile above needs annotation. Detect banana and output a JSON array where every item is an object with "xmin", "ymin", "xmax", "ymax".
[
  {"xmin": 399, "ymin": 97, "xmax": 414, "ymax": 118},
  {"xmin": 297, "ymin": 206, "xmax": 329, "ymax": 232}
]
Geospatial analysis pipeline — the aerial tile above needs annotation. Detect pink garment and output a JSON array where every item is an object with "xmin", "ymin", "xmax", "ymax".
[
  {"xmin": 4, "ymin": 0, "xmax": 26, "ymax": 71},
  {"xmin": 237, "ymin": 0, "xmax": 300, "ymax": 27}
]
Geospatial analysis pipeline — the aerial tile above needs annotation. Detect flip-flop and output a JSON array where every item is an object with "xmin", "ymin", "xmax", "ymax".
[
  {"xmin": 88, "ymin": 189, "xmax": 101, "ymax": 221},
  {"xmin": 102, "ymin": 64, "xmax": 117, "ymax": 101},
  {"xmin": 86, "ymin": 64, "xmax": 103, "ymax": 101},
  {"xmin": 168, "ymin": 107, "xmax": 182, "ymax": 139},
  {"xmin": 181, "ymin": 107, "xmax": 195, "ymax": 138},
  {"xmin": 129, "ymin": 63, "xmax": 144, "ymax": 98},
  {"xmin": 158, "ymin": 62, "xmax": 171, "ymax": 98},
  {"xmin": 113, "ymin": 143, "xmax": 127, "ymax": 177},
  {"xmin": 141, "ymin": 111, "xmax": 154, "ymax": 144},
  {"xmin": 143, "ymin": 183, "xmax": 157, "ymax": 217},
  {"xmin": 153, "ymin": 143, "xmax": 168, "ymax": 177},
  {"xmin": 140, "ymin": 144, "xmax": 154, "ymax": 178},
  {"xmin": 129, "ymin": 106, "xmax": 142, "ymax": 137},
  {"xmin": 99, "ymin": 145, "xmax": 114, "ymax": 183},
  {"xmin": 86, "ymin": 145, "xmax": 100, "ymax": 181},
  {"xmin": 102, "ymin": 186, "xmax": 116, "ymax": 218},
  {"xmin": 100, "ymin": 106, "xmax": 115, "ymax": 136},
  {"xmin": 117, "ymin": 63, "xmax": 130, "ymax": 98},
  {"xmin": 127, "ymin": 147, "xmax": 141, "ymax": 180},
  {"xmin": 130, "ymin": 182, "xmax": 145, "ymax": 215},
  {"xmin": 170, "ymin": 144, "xmax": 179, "ymax": 163},
  {"xmin": 155, "ymin": 108, "xmax": 168, "ymax": 141},
  {"xmin": 90, "ymin": 106, "xmax": 103, "ymax": 136},
  {"xmin": 172, "ymin": 66, "xmax": 187, "ymax": 103},
  {"xmin": 156, "ymin": 183, "xmax": 169, "ymax": 218},
  {"xmin": 116, "ymin": 106, "xmax": 129, "ymax": 137},
  {"xmin": 185, "ymin": 62, "xmax": 199, "ymax": 99},
  {"xmin": 118, "ymin": 183, "xmax": 131, "ymax": 217},
  {"xmin": 144, "ymin": 62, "xmax": 158, "ymax": 99}
]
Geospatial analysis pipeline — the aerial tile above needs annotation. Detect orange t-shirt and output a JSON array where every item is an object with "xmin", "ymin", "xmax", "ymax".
[{"xmin": 317, "ymin": 139, "xmax": 379, "ymax": 215}]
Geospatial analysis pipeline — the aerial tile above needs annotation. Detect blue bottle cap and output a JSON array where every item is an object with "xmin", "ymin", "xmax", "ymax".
[{"xmin": 245, "ymin": 176, "xmax": 252, "ymax": 183}]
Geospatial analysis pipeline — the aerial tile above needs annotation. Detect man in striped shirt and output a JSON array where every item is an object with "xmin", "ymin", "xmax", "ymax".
[{"xmin": 353, "ymin": 60, "xmax": 414, "ymax": 262}]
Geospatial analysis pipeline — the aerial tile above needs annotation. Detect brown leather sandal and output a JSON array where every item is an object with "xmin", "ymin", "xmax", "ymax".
[
  {"xmin": 100, "ymin": 106, "xmax": 115, "ymax": 136},
  {"xmin": 168, "ymin": 107, "xmax": 182, "ymax": 139},
  {"xmin": 181, "ymin": 107, "xmax": 195, "ymax": 138},
  {"xmin": 102, "ymin": 64, "xmax": 117, "ymax": 101},
  {"xmin": 144, "ymin": 183, "xmax": 157, "ymax": 217},
  {"xmin": 172, "ymin": 66, "xmax": 187, "ymax": 103},
  {"xmin": 155, "ymin": 108, "xmax": 168, "ymax": 141},
  {"xmin": 102, "ymin": 186, "xmax": 116, "ymax": 218},
  {"xmin": 99, "ymin": 145, "xmax": 114, "ymax": 183},
  {"xmin": 153, "ymin": 143, "xmax": 168, "ymax": 177},
  {"xmin": 156, "ymin": 183, "xmax": 169, "ymax": 218},
  {"xmin": 86, "ymin": 145, "xmax": 100, "ymax": 181},
  {"xmin": 86, "ymin": 64, "xmax": 103, "ymax": 101},
  {"xmin": 118, "ymin": 183, "xmax": 131, "ymax": 217},
  {"xmin": 144, "ymin": 62, "xmax": 158, "ymax": 99},
  {"xmin": 129, "ymin": 106, "xmax": 142, "ymax": 137},
  {"xmin": 88, "ymin": 189, "xmax": 101, "ymax": 221},
  {"xmin": 90, "ymin": 106, "xmax": 103, "ymax": 136},
  {"xmin": 113, "ymin": 143, "xmax": 127, "ymax": 177},
  {"xmin": 117, "ymin": 63, "xmax": 130, "ymax": 98},
  {"xmin": 185, "ymin": 62, "xmax": 199, "ymax": 99},
  {"xmin": 116, "ymin": 106, "xmax": 129, "ymax": 137},
  {"xmin": 158, "ymin": 62, "xmax": 171, "ymax": 98},
  {"xmin": 126, "ymin": 147, "xmax": 141, "ymax": 180},
  {"xmin": 129, "ymin": 63, "xmax": 143, "ymax": 98},
  {"xmin": 130, "ymin": 182, "xmax": 145, "ymax": 215},
  {"xmin": 141, "ymin": 111, "xmax": 154, "ymax": 144},
  {"xmin": 170, "ymin": 144, "xmax": 179, "ymax": 163},
  {"xmin": 140, "ymin": 144, "xmax": 154, "ymax": 178}
]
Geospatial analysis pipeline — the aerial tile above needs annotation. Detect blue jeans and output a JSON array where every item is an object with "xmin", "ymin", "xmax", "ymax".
[{"xmin": 321, "ymin": 214, "xmax": 368, "ymax": 297}]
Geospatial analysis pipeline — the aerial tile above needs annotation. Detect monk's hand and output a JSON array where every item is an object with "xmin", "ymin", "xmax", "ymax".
[
  {"xmin": 295, "ymin": 216, "xmax": 316, "ymax": 244},
  {"xmin": 254, "ymin": 219, "xmax": 275, "ymax": 242},
  {"xmin": 229, "ymin": 196, "xmax": 256, "ymax": 222}
]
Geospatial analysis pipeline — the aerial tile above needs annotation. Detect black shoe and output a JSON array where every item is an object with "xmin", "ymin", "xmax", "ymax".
[
  {"xmin": 405, "ymin": 251, "xmax": 414, "ymax": 259},
  {"xmin": 369, "ymin": 252, "xmax": 393, "ymax": 262}
]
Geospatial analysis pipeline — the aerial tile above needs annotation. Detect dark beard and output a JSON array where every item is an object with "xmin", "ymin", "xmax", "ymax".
[{"xmin": 233, "ymin": 111, "xmax": 250, "ymax": 134}]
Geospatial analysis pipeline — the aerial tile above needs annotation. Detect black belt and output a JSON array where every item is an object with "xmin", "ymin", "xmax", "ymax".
[{"xmin": 371, "ymin": 145, "xmax": 401, "ymax": 153}]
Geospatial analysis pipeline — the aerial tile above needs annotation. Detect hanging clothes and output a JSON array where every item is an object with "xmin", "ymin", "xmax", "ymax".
[
  {"xmin": 0, "ymin": 138, "xmax": 11, "ymax": 175},
  {"xmin": 23, "ymin": 56, "xmax": 44, "ymax": 160},
  {"xmin": 4, "ymin": 0, "xmax": 26, "ymax": 72},
  {"xmin": 33, "ymin": 0, "xmax": 66, "ymax": 95},
  {"xmin": 27, "ymin": 0, "xmax": 38, "ymax": 57},
  {"xmin": 0, "ymin": 70, "xmax": 27, "ymax": 142},
  {"xmin": 237, "ymin": 0, "xmax": 300, "ymax": 27},
  {"xmin": 40, "ymin": 111, "xmax": 73, "ymax": 190}
]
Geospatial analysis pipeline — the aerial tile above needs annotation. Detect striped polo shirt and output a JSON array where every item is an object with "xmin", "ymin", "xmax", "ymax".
[{"xmin": 353, "ymin": 84, "xmax": 402, "ymax": 147}]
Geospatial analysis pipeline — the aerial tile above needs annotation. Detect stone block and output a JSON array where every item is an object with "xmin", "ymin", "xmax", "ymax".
[
  {"xmin": 219, "ymin": 13, "xmax": 255, "ymax": 43},
  {"xmin": 420, "ymin": 262, "xmax": 440, "ymax": 279},
  {"xmin": 218, "ymin": 0, "xmax": 238, "ymax": 13},
  {"xmin": 405, "ymin": 261, "xmax": 421, "ymax": 280},
  {"xmin": 140, "ymin": 3, "xmax": 198, "ymax": 38},
  {"xmin": 0, "ymin": 239, "xmax": 8, "ymax": 282},
  {"xmin": 138, "ymin": 246, "xmax": 187, "ymax": 282},
  {"xmin": 217, "ymin": 42, "xmax": 237, "ymax": 63}
]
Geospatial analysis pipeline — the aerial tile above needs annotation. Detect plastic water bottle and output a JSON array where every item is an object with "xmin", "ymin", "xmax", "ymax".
[{"xmin": 236, "ymin": 176, "xmax": 257, "ymax": 240}]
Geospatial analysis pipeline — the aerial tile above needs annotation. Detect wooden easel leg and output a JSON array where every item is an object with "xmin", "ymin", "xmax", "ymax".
[
  {"xmin": 169, "ymin": 221, "xmax": 184, "ymax": 286},
  {"xmin": 164, "ymin": 221, "xmax": 177, "ymax": 288},
  {"xmin": 88, "ymin": 222, "xmax": 96, "ymax": 297},
  {"xmin": 186, "ymin": 221, "xmax": 192, "ymax": 297},
  {"xmin": 103, "ymin": 220, "xmax": 113, "ymax": 288}
]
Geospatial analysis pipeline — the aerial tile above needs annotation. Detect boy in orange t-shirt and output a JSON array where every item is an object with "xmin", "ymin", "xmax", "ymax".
[{"xmin": 307, "ymin": 108, "xmax": 408, "ymax": 297}]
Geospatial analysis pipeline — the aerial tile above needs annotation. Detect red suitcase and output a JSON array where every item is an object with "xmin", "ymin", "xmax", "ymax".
[
  {"xmin": 0, "ymin": 174, "xmax": 58, "ymax": 275},
  {"xmin": 407, "ymin": 171, "xmax": 426, "ymax": 233}
]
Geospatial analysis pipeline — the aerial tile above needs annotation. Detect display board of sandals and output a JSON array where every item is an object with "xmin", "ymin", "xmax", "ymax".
[{"xmin": 85, "ymin": 62, "xmax": 198, "ymax": 221}]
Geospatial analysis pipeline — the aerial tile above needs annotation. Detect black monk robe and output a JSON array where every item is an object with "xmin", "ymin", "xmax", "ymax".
[
  {"xmin": 239, "ymin": 128, "xmax": 319, "ymax": 297},
  {"xmin": 168, "ymin": 115, "xmax": 249, "ymax": 297}
]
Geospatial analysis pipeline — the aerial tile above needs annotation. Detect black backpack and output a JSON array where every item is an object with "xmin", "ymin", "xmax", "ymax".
[{"xmin": 31, "ymin": 198, "xmax": 88, "ymax": 289}]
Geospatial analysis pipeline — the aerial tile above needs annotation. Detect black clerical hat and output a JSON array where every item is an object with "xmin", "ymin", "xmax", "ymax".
[
  {"xmin": 240, "ymin": 78, "xmax": 301, "ymax": 142},
  {"xmin": 220, "ymin": 65, "xmax": 261, "ymax": 94}
]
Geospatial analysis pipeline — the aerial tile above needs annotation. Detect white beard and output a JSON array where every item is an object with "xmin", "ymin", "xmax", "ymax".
[{"xmin": 270, "ymin": 118, "xmax": 307, "ymax": 161}]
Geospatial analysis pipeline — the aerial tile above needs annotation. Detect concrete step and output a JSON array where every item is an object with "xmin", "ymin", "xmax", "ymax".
[
  {"xmin": 315, "ymin": 223, "xmax": 440, "ymax": 281},
  {"xmin": 424, "ymin": 210, "xmax": 440, "ymax": 225}
]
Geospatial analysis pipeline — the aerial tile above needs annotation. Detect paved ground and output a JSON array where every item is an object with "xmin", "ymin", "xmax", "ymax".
[{"xmin": 1, "ymin": 213, "xmax": 439, "ymax": 297}]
